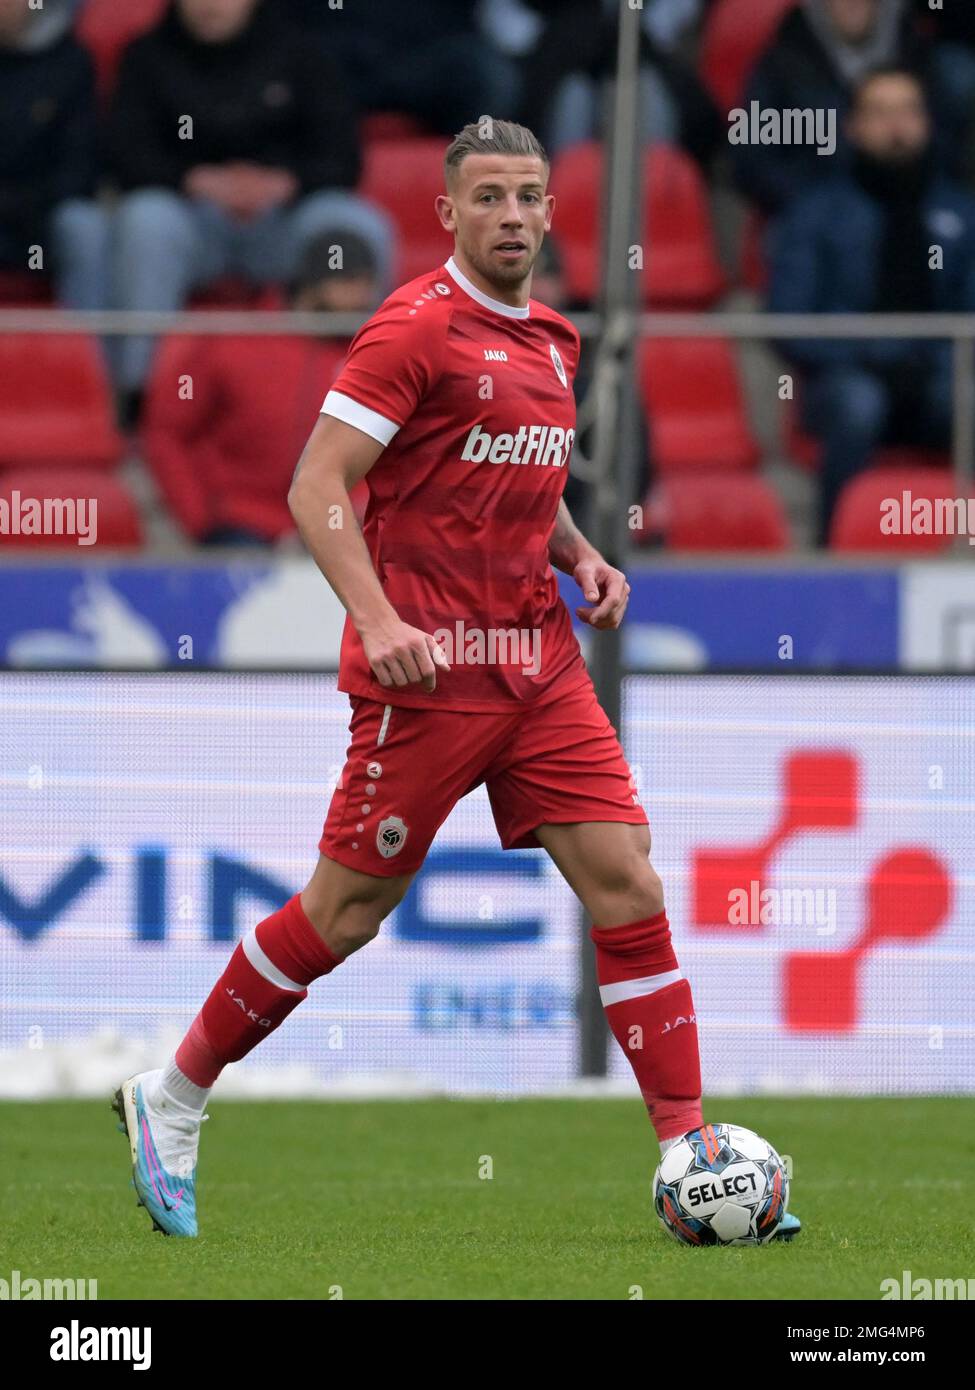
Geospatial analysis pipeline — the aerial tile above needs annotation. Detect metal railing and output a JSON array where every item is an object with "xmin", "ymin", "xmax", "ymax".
[{"xmin": 3, "ymin": 305, "xmax": 972, "ymax": 486}]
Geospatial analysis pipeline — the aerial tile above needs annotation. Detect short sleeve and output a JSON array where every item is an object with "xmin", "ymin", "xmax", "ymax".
[{"xmin": 321, "ymin": 303, "xmax": 446, "ymax": 446}]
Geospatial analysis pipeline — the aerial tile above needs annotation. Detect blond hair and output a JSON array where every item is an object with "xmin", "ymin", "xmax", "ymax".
[{"xmin": 444, "ymin": 118, "xmax": 549, "ymax": 188}]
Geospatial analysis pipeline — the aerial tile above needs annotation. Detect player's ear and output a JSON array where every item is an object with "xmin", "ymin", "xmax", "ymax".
[
  {"xmin": 543, "ymin": 192, "xmax": 555, "ymax": 232},
  {"xmin": 435, "ymin": 194, "xmax": 456, "ymax": 233}
]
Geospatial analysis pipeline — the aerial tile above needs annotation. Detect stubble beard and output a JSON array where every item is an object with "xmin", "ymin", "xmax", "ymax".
[{"xmin": 464, "ymin": 238, "xmax": 539, "ymax": 295}]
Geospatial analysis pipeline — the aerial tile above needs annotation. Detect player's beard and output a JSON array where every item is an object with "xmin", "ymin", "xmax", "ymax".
[{"xmin": 464, "ymin": 238, "xmax": 538, "ymax": 294}]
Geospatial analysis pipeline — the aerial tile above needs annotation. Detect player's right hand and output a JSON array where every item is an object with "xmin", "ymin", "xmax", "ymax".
[{"xmin": 359, "ymin": 620, "xmax": 451, "ymax": 693}]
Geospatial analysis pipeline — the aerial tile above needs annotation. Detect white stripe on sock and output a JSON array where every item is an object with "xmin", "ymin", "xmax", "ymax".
[
  {"xmin": 599, "ymin": 969, "xmax": 684, "ymax": 1007},
  {"xmin": 242, "ymin": 927, "xmax": 305, "ymax": 993}
]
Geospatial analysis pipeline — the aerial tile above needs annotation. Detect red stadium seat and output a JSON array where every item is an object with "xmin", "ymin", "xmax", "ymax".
[
  {"xmin": 830, "ymin": 467, "xmax": 967, "ymax": 552},
  {"xmin": 639, "ymin": 338, "xmax": 759, "ymax": 472},
  {"xmin": 548, "ymin": 143, "xmax": 601, "ymax": 302},
  {"xmin": 0, "ymin": 336, "xmax": 123, "ymax": 470},
  {"xmin": 359, "ymin": 139, "xmax": 452, "ymax": 285},
  {"xmin": 0, "ymin": 467, "xmax": 142, "ymax": 548},
  {"xmin": 640, "ymin": 473, "xmax": 790, "ymax": 550},
  {"xmin": 76, "ymin": 0, "xmax": 168, "ymax": 101},
  {"xmin": 698, "ymin": 0, "xmax": 798, "ymax": 113},
  {"xmin": 550, "ymin": 142, "xmax": 726, "ymax": 307}
]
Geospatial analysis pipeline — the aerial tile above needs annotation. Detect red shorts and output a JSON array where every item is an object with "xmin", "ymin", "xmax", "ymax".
[{"xmin": 319, "ymin": 676, "xmax": 649, "ymax": 876}]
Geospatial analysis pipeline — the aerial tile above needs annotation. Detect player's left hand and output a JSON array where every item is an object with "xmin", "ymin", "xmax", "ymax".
[{"xmin": 573, "ymin": 557, "xmax": 630, "ymax": 629}]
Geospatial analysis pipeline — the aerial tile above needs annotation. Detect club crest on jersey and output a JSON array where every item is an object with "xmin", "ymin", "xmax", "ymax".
[
  {"xmin": 549, "ymin": 343, "xmax": 567, "ymax": 389},
  {"xmin": 377, "ymin": 815, "xmax": 408, "ymax": 859}
]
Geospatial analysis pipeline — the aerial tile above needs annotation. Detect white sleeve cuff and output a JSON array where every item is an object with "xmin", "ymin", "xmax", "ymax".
[{"xmin": 321, "ymin": 390, "xmax": 401, "ymax": 446}]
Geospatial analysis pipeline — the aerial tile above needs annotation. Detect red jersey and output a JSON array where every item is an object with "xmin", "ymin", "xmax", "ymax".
[{"xmin": 321, "ymin": 255, "xmax": 590, "ymax": 712}]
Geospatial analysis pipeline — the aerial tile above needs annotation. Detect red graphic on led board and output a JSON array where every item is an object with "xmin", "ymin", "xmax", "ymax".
[{"xmin": 691, "ymin": 751, "xmax": 952, "ymax": 1031}]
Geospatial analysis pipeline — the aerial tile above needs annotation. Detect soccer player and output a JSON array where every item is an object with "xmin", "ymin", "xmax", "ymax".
[{"xmin": 114, "ymin": 119, "xmax": 800, "ymax": 1243}]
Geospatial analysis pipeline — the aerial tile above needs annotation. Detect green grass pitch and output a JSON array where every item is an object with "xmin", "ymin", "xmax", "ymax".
[{"xmin": 1, "ymin": 1096, "xmax": 971, "ymax": 1300}]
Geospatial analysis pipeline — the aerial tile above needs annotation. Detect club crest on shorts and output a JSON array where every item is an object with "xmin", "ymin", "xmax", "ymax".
[
  {"xmin": 549, "ymin": 342, "xmax": 567, "ymax": 389},
  {"xmin": 377, "ymin": 815, "xmax": 408, "ymax": 859}
]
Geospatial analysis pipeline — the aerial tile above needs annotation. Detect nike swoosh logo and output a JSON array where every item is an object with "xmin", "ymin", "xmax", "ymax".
[{"xmin": 140, "ymin": 1113, "xmax": 186, "ymax": 1211}]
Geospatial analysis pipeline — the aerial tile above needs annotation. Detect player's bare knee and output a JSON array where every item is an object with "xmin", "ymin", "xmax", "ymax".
[
  {"xmin": 300, "ymin": 862, "xmax": 411, "ymax": 957},
  {"xmin": 641, "ymin": 863, "xmax": 666, "ymax": 918},
  {"xmin": 628, "ymin": 828, "xmax": 663, "ymax": 916},
  {"xmin": 592, "ymin": 856, "xmax": 664, "ymax": 924},
  {"xmin": 327, "ymin": 904, "xmax": 384, "ymax": 957}
]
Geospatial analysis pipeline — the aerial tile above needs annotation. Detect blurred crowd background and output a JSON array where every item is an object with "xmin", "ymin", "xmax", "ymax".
[{"xmin": 2, "ymin": 0, "xmax": 975, "ymax": 551}]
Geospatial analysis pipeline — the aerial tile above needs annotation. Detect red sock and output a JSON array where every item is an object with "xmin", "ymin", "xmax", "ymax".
[
  {"xmin": 590, "ymin": 911, "xmax": 703, "ymax": 1143},
  {"xmin": 175, "ymin": 894, "xmax": 341, "ymax": 1087}
]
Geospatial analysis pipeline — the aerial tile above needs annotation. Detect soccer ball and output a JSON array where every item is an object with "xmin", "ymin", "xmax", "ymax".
[{"xmin": 652, "ymin": 1123, "xmax": 788, "ymax": 1246}]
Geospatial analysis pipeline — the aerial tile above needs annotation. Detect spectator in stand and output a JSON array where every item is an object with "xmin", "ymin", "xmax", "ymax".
[
  {"xmin": 914, "ymin": 0, "xmax": 975, "ymax": 180},
  {"xmin": 285, "ymin": 0, "xmax": 518, "ymax": 136},
  {"xmin": 734, "ymin": 0, "xmax": 925, "ymax": 217},
  {"xmin": 768, "ymin": 69, "xmax": 975, "ymax": 541},
  {"xmin": 0, "ymin": 0, "xmax": 108, "ymax": 307},
  {"xmin": 143, "ymin": 232, "xmax": 380, "ymax": 546},
  {"xmin": 107, "ymin": 0, "xmax": 395, "ymax": 416},
  {"xmin": 517, "ymin": 0, "xmax": 719, "ymax": 166}
]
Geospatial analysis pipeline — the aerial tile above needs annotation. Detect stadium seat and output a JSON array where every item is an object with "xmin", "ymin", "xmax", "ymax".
[
  {"xmin": 698, "ymin": 0, "xmax": 798, "ymax": 113},
  {"xmin": 830, "ymin": 466, "xmax": 966, "ymax": 552},
  {"xmin": 359, "ymin": 139, "xmax": 453, "ymax": 285},
  {"xmin": 0, "ymin": 467, "xmax": 142, "ymax": 548},
  {"xmin": 75, "ymin": 0, "xmax": 167, "ymax": 101},
  {"xmin": 0, "ymin": 336, "xmax": 123, "ymax": 470},
  {"xmin": 638, "ymin": 338, "xmax": 759, "ymax": 472},
  {"xmin": 640, "ymin": 473, "xmax": 790, "ymax": 550},
  {"xmin": 549, "ymin": 142, "xmax": 726, "ymax": 307}
]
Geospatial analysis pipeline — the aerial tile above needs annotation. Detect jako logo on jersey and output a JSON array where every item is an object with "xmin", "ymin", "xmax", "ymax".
[
  {"xmin": 461, "ymin": 423, "xmax": 575, "ymax": 468},
  {"xmin": 377, "ymin": 816, "xmax": 408, "ymax": 859},
  {"xmin": 550, "ymin": 343, "xmax": 567, "ymax": 388},
  {"xmin": 484, "ymin": 349, "xmax": 508, "ymax": 361}
]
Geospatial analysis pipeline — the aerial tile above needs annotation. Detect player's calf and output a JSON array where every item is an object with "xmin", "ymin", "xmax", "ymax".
[{"xmin": 299, "ymin": 852, "xmax": 415, "ymax": 956}]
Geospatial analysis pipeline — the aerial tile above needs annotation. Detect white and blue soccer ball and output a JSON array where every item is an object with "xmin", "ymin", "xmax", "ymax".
[{"xmin": 652, "ymin": 1123, "xmax": 788, "ymax": 1246}]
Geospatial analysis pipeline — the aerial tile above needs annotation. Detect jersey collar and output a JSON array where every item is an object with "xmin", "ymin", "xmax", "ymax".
[{"xmin": 444, "ymin": 255, "xmax": 531, "ymax": 319}]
